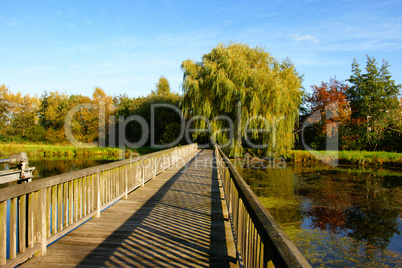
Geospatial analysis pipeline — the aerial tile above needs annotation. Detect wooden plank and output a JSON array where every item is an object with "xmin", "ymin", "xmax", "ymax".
[
  {"xmin": 90, "ymin": 175, "xmax": 94, "ymax": 213},
  {"xmin": 51, "ymin": 186, "xmax": 57, "ymax": 235},
  {"xmin": 74, "ymin": 179, "xmax": 78, "ymax": 222},
  {"xmin": 3, "ymin": 245, "xmax": 41, "ymax": 268},
  {"xmin": 57, "ymin": 183, "xmax": 63, "ymax": 231},
  {"xmin": 63, "ymin": 182, "xmax": 68, "ymax": 228},
  {"xmin": 69, "ymin": 181, "xmax": 73, "ymax": 225},
  {"xmin": 33, "ymin": 191, "xmax": 40, "ymax": 245},
  {"xmin": 100, "ymin": 172, "xmax": 104, "ymax": 206},
  {"xmin": 40, "ymin": 189, "xmax": 47, "ymax": 256},
  {"xmin": 27, "ymin": 193, "xmax": 34, "ymax": 248},
  {"xmin": 95, "ymin": 173, "xmax": 100, "ymax": 218},
  {"xmin": 78, "ymin": 177, "xmax": 82, "ymax": 219},
  {"xmin": 19, "ymin": 195, "xmax": 27, "ymax": 253},
  {"xmin": 124, "ymin": 165, "xmax": 128, "ymax": 199},
  {"xmin": 82, "ymin": 176, "xmax": 86, "ymax": 217},
  {"xmin": 10, "ymin": 197, "xmax": 17, "ymax": 259},
  {"xmin": 0, "ymin": 201, "xmax": 7, "ymax": 265},
  {"xmin": 46, "ymin": 188, "xmax": 51, "ymax": 238},
  {"xmin": 87, "ymin": 175, "xmax": 91, "ymax": 214}
]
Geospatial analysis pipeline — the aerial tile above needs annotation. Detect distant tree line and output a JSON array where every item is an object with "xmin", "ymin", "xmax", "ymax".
[
  {"xmin": 300, "ymin": 56, "xmax": 402, "ymax": 152},
  {"xmin": 1, "ymin": 43, "xmax": 401, "ymax": 153},
  {"xmin": 0, "ymin": 76, "xmax": 182, "ymax": 147}
]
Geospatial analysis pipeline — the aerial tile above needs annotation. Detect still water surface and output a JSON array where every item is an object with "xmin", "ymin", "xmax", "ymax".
[
  {"xmin": 0, "ymin": 156, "xmax": 117, "ymax": 187},
  {"xmin": 236, "ymin": 162, "xmax": 402, "ymax": 267}
]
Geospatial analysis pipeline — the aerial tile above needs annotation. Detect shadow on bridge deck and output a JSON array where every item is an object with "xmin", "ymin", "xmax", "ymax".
[{"xmin": 21, "ymin": 149, "xmax": 237, "ymax": 267}]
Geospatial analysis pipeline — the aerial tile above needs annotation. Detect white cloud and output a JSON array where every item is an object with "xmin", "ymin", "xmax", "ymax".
[{"xmin": 291, "ymin": 33, "xmax": 319, "ymax": 43}]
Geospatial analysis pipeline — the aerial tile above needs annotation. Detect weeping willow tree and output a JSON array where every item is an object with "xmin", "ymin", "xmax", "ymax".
[{"xmin": 181, "ymin": 43, "xmax": 302, "ymax": 157}]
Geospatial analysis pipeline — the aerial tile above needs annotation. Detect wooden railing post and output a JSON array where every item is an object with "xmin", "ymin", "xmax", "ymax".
[
  {"xmin": 40, "ymin": 189, "xmax": 47, "ymax": 256},
  {"xmin": 0, "ymin": 201, "xmax": 6, "ymax": 265},
  {"xmin": 19, "ymin": 195, "xmax": 27, "ymax": 254},
  {"xmin": 125, "ymin": 165, "xmax": 128, "ymax": 199},
  {"xmin": 95, "ymin": 173, "xmax": 100, "ymax": 218},
  {"xmin": 153, "ymin": 158, "xmax": 157, "ymax": 179},
  {"xmin": 10, "ymin": 197, "xmax": 17, "ymax": 259},
  {"xmin": 142, "ymin": 164, "xmax": 145, "ymax": 187}
]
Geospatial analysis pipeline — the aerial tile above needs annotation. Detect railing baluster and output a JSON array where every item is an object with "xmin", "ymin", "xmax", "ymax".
[
  {"xmin": 19, "ymin": 195, "xmax": 27, "ymax": 253},
  {"xmin": 90, "ymin": 174, "xmax": 95, "ymax": 213},
  {"xmin": 63, "ymin": 182, "xmax": 68, "ymax": 228},
  {"xmin": 73, "ymin": 179, "xmax": 78, "ymax": 222},
  {"xmin": 51, "ymin": 186, "xmax": 57, "ymax": 235},
  {"xmin": 58, "ymin": 184, "xmax": 63, "ymax": 230},
  {"xmin": 27, "ymin": 192, "xmax": 34, "ymax": 248},
  {"xmin": 47, "ymin": 188, "xmax": 51, "ymax": 238},
  {"xmin": 39, "ymin": 189, "xmax": 47, "ymax": 256},
  {"xmin": 10, "ymin": 197, "xmax": 17, "ymax": 259},
  {"xmin": 82, "ymin": 176, "xmax": 87, "ymax": 217},
  {"xmin": 95, "ymin": 173, "xmax": 100, "ymax": 218},
  {"xmin": 0, "ymin": 200, "xmax": 6, "ymax": 265}
]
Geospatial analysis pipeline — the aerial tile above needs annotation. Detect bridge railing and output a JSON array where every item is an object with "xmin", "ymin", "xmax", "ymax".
[
  {"xmin": 214, "ymin": 145, "xmax": 311, "ymax": 268},
  {"xmin": 0, "ymin": 143, "xmax": 197, "ymax": 267}
]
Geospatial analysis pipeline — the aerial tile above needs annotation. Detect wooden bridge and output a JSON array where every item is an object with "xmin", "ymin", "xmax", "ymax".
[{"xmin": 0, "ymin": 144, "xmax": 310, "ymax": 267}]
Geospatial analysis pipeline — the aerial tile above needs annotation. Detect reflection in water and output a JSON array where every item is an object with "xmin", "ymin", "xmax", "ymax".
[{"xmin": 236, "ymin": 162, "xmax": 402, "ymax": 267}]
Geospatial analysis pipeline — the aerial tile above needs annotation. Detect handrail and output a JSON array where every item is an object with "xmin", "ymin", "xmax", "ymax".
[
  {"xmin": 215, "ymin": 145, "xmax": 311, "ymax": 268},
  {"xmin": 0, "ymin": 143, "xmax": 197, "ymax": 267}
]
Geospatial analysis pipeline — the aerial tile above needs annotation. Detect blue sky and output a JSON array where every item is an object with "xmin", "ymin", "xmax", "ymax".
[{"xmin": 1, "ymin": 0, "xmax": 401, "ymax": 98}]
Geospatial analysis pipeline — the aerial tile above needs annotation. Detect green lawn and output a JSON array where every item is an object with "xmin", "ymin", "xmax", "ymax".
[
  {"xmin": 0, "ymin": 143, "xmax": 161, "ymax": 157},
  {"xmin": 287, "ymin": 150, "xmax": 402, "ymax": 167}
]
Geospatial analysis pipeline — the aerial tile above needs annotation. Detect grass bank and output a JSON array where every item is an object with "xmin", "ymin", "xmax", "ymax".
[
  {"xmin": 0, "ymin": 143, "xmax": 160, "ymax": 158},
  {"xmin": 285, "ymin": 150, "xmax": 402, "ymax": 167}
]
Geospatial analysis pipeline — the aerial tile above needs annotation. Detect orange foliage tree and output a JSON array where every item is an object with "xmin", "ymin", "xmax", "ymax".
[{"xmin": 306, "ymin": 78, "xmax": 351, "ymax": 149}]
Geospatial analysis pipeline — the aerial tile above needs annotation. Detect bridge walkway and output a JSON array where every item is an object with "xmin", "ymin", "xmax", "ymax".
[{"xmin": 20, "ymin": 149, "xmax": 237, "ymax": 267}]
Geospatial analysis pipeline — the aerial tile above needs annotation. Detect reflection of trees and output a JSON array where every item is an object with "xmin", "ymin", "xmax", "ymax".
[
  {"xmin": 299, "ymin": 169, "xmax": 401, "ymax": 251},
  {"xmin": 269, "ymin": 206, "xmax": 303, "ymax": 226},
  {"xmin": 240, "ymin": 167, "xmax": 304, "ymax": 226},
  {"xmin": 345, "ymin": 206, "xmax": 401, "ymax": 249},
  {"xmin": 31, "ymin": 159, "xmax": 114, "ymax": 180},
  {"xmin": 343, "ymin": 175, "xmax": 402, "ymax": 250},
  {"xmin": 307, "ymin": 206, "xmax": 346, "ymax": 233}
]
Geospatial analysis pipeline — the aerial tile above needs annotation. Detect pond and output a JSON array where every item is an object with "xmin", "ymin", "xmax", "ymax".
[
  {"xmin": 0, "ymin": 156, "xmax": 118, "ymax": 187},
  {"xmin": 235, "ymin": 161, "xmax": 402, "ymax": 267}
]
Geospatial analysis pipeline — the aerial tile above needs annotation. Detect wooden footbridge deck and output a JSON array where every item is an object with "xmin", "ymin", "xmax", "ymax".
[
  {"xmin": 21, "ymin": 149, "xmax": 236, "ymax": 267},
  {"xmin": 1, "ymin": 144, "xmax": 311, "ymax": 268}
]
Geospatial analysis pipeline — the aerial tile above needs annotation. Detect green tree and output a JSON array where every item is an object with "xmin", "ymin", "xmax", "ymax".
[
  {"xmin": 0, "ymin": 85, "xmax": 10, "ymax": 138},
  {"xmin": 39, "ymin": 91, "xmax": 70, "ymax": 143},
  {"xmin": 10, "ymin": 93, "xmax": 40, "ymax": 139},
  {"xmin": 152, "ymin": 76, "xmax": 171, "ymax": 96},
  {"xmin": 347, "ymin": 56, "xmax": 401, "ymax": 150},
  {"xmin": 113, "ymin": 78, "xmax": 182, "ymax": 147},
  {"xmin": 181, "ymin": 43, "xmax": 302, "ymax": 157}
]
